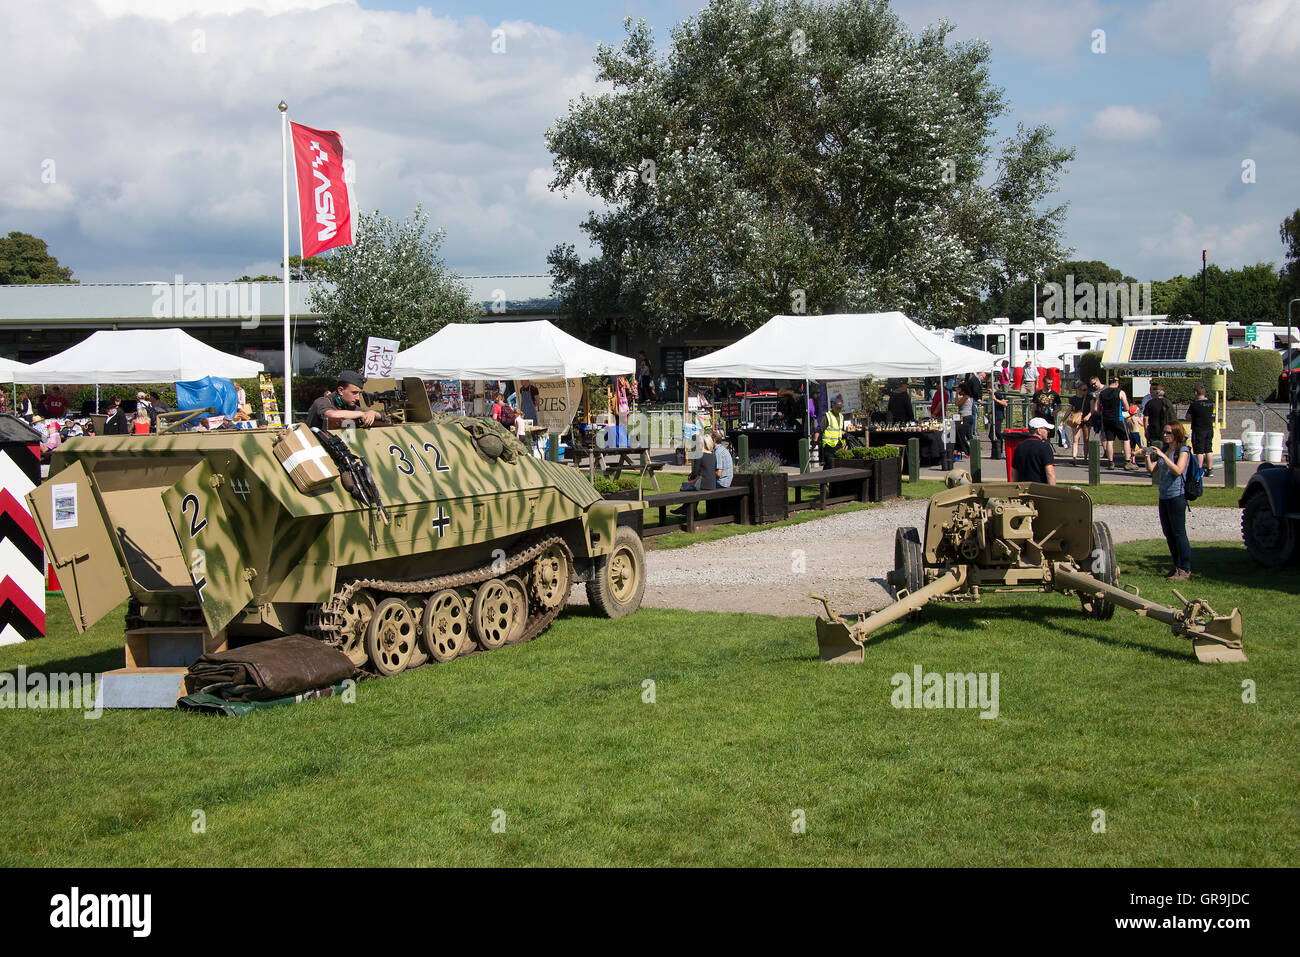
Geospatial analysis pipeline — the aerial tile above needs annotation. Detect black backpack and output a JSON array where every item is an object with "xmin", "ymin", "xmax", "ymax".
[{"xmin": 964, "ymin": 373, "xmax": 983, "ymax": 401}]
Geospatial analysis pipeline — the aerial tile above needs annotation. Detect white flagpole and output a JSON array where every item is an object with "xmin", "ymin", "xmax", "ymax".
[{"xmin": 279, "ymin": 100, "xmax": 293, "ymax": 423}]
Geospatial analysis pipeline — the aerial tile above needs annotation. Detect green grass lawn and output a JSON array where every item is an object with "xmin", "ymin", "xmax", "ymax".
[{"xmin": 1, "ymin": 539, "xmax": 1294, "ymax": 867}]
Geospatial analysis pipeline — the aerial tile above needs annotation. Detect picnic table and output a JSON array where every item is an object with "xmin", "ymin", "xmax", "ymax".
[{"xmin": 565, "ymin": 445, "xmax": 662, "ymax": 489}]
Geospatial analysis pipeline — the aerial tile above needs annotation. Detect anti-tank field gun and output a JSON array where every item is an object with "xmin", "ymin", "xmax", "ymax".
[{"xmin": 814, "ymin": 473, "xmax": 1246, "ymax": 665}]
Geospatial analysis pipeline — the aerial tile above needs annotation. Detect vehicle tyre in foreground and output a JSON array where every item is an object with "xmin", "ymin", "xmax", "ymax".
[
  {"xmin": 586, "ymin": 525, "xmax": 646, "ymax": 618},
  {"xmin": 1241, "ymin": 490, "xmax": 1298, "ymax": 567}
]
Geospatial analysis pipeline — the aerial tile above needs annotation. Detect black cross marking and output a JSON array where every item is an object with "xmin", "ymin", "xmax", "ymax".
[{"xmin": 432, "ymin": 506, "xmax": 450, "ymax": 539}]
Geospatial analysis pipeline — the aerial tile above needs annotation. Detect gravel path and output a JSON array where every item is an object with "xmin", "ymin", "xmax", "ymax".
[{"xmin": 572, "ymin": 502, "xmax": 1243, "ymax": 618}]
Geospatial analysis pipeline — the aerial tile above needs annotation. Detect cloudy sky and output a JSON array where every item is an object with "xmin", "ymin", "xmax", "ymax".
[{"xmin": 3, "ymin": 0, "xmax": 1297, "ymax": 286}]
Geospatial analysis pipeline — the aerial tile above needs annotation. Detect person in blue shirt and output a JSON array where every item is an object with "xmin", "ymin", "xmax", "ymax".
[
  {"xmin": 712, "ymin": 431, "xmax": 734, "ymax": 488},
  {"xmin": 1146, "ymin": 419, "xmax": 1192, "ymax": 580}
]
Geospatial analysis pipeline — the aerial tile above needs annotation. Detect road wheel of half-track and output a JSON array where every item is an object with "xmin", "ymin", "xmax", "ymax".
[
  {"xmin": 586, "ymin": 525, "xmax": 646, "ymax": 618},
  {"xmin": 421, "ymin": 589, "xmax": 470, "ymax": 662},
  {"xmin": 406, "ymin": 597, "xmax": 429, "ymax": 668},
  {"xmin": 366, "ymin": 597, "xmax": 418, "ymax": 676},
  {"xmin": 339, "ymin": 590, "xmax": 376, "ymax": 667},
  {"xmin": 1241, "ymin": 490, "xmax": 1298, "ymax": 567},
  {"xmin": 1081, "ymin": 521, "xmax": 1118, "ymax": 620},
  {"xmin": 502, "ymin": 574, "xmax": 529, "ymax": 643},
  {"xmin": 472, "ymin": 578, "xmax": 519, "ymax": 650},
  {"xmin": 531, "ymin": 542, "xmax": 572, "ymax": 612}
]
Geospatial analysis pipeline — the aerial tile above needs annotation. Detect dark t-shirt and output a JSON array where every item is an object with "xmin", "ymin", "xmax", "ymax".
[
  {"xmin": 44, "ymin": 395, "xmax": 68, "ymax": 417},
  {"xmin": 1011, "ymin": 437, "xmax": 1055, "ymax": 484},
  {"xmin": 690, "ymin": 451, "xmax": 718, "ymax": 490},
  {"xmin": 1099, "ymin": 386, "xmax": 1123, "ymax": 419},
  {"xmin": 1032, "ymin": 389, "xmax": 1061, "ymax": 421},
  {"xmin": 887, "ymin": 389, "xmax": 915, "ymax": 424},
  {"xmin": 1186, "ymin": 397, "xmax": 1214, "ymax": 434},
  {"xmin": 306, "ymin": 394, "xmax": 357, "ymax": 431}
]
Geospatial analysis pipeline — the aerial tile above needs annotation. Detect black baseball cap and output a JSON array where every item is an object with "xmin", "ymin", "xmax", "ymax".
[{"xmin": 337, "ymin": 370, "xmax": 364, "ymax": 388}]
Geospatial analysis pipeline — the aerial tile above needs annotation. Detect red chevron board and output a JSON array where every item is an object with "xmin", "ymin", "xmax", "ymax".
[{"xmin": 0, "ymin": 442, "xmax": 44, "ymax": 644}]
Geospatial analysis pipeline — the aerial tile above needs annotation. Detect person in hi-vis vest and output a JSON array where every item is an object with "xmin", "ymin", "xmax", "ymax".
[{"xmin": 817, "ymin": 394, "xmax": 860, "ymax": 462}]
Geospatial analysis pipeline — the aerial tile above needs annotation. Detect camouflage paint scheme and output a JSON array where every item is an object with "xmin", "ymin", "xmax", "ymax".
[{"xmin": 34, "ymin": 413, "xmax": 630, "ymax": 641}]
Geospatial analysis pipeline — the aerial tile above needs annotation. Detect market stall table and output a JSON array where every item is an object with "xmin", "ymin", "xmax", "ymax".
[
  {"xmin": 867, "ymin": 424, "xmax": 947, "ymax": 465},
  {"xmin": 729, "ymin": 427, "xmax": 805, "ymax": 466}
]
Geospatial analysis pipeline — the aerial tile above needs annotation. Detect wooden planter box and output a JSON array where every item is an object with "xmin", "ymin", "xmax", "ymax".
[
  {"xmin": 602, "ymin": 489, "xmax": 642, "ymax": 501},
  {"xmin": 741, "ymin": 472, "xmax": 788, "ymax": 524},
  {"xmin": 825, "ymin": 454, "xmax": 903, "ymax": 501}
]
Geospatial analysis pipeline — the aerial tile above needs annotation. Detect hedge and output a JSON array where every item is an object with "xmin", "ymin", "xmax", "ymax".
[{"xmin": 1154, "ymin": 350, "xmax": 1282, "ymax": 403}]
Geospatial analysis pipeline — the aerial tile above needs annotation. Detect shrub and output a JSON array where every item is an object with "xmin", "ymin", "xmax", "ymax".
[
  {"xmin": 845, "ymin": 445, "xmax": 901, "ymax": 459},
  {"xmin": 591, "ymin": 475, "xmax": 639, "ymax": 494},
  {"xmin": 1152, "ymin": 349, "xmax": 1282, "ymax": 403},
  {"xmin": 1076, "ymin": 350, "xmax": 1104, "ymax": 384},
  {"xmin": 743, "ymin": 452, "xmax": 784, "ymax": 474}
]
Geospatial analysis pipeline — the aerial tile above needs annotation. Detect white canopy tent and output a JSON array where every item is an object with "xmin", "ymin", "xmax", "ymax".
[
  {"xmin": 393, "ymin": 319, "xmax": 634, "ymax": 380},
  {"xmin": 683, "ymin": 312, "xmax": 995, "ymax": 380},
  {"xmin": 20, "ymin": 328, "xmax": 265, "ymax": 384},
  {"xmin": 683, "ymin": 312, "xmax": 999, "ymax": 464},
  {"xmin": 0, "ymin": 357, "xmax": 32, "ymax": 385}
]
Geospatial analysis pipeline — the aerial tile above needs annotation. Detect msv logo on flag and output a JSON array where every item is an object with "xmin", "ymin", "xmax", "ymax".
[{"xmin": 290, "ymin": 122, "xmax": 355, "ymax": 257}]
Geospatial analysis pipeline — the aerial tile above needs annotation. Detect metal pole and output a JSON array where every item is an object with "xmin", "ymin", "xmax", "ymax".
[{"xmin": 280, "ymin": 100, "xmax": 293, "ymax": 423}]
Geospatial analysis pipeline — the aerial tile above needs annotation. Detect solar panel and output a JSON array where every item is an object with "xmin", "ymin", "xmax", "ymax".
[{"xmin": 1130, "ymin": 327, "xmax": 1193, "ymax": 362}]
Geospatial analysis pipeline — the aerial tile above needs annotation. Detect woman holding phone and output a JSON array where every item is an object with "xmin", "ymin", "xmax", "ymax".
[{"xmin": 1146, "ymin": 420, "xmax": 1192, "ymax": 580}]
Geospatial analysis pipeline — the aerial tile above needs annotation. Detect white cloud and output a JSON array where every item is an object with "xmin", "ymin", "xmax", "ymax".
[
  {"xmin": 0, "ymin": 1, "xmax": 603, "ymax": 280},
  {"xmin": 1208, "ymin": 0, "xmax": 1300, "ymax": 100},
  {"xmin": 1086, "ymin": 105, "xmax": 1163, "ymax": 140},
  {"xmin": 1139, "ymin": 213, "xmax": 1270, "ymax": 265},
  {"xmin": 93, "ymin": 0, "xmax": 351, "ymax": 19},
  {"xmin": 892, "ymin": 0, "xmax": 1109, "ymax": 61}
]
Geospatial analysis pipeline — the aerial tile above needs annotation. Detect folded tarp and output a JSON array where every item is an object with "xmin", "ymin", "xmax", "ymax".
[
  {"xmin": 184, "ymin": 635, "xmax": 356, "ymax": 701},
  {"xmin": 178, "ymin": 682, "xmax": 352, "ymax": 717}
]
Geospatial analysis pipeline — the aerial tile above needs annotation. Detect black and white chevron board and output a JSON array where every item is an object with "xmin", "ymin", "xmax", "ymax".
[{"xmin": 1, "ymin": 435, "xmax": 44, "ymax": 645}]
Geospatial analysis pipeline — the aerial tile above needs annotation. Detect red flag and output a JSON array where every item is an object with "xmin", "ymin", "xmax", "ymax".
[{"xmin": 290, "ymin": 121, "xmax": 355, "ymax": 257}]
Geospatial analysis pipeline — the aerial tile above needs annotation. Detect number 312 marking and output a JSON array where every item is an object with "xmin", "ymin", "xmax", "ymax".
[{"xmin": 389, "ymin": 442, "xmax": 450, "ymax": 476}]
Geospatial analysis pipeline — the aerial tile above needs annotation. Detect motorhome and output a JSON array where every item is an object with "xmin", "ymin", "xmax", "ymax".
[{"xmin": 947, "ymin": 318, "xmax": 1114, "ymax": 374}]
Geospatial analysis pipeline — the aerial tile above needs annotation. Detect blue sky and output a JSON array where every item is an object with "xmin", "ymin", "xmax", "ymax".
[{"xmin": 3, "ymin": 0, "xmax": 1296, "ymax": 288}]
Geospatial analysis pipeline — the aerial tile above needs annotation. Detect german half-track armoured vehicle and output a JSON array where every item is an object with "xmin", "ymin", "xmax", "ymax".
[
  {"xmin": 814, "ymin": 476, "xmax": 1246, "ymax": 664},
  {"xmin": 28, "ymin": 380, "xmax": 646, "ymax": 706}
]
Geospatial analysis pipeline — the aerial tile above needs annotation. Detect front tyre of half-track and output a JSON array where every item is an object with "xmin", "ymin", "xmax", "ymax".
[{"xmin": 586, "ymin": 525, "xmax": 646, "ymax": 618}]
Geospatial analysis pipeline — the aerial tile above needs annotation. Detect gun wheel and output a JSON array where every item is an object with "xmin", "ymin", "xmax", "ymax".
[
  {"xmin": 338, "ymin": 590, "xmax": 376, "ymax": 667},
  {"xmin": 893, "ymin": 527, "xmax": 925, "ymax": 621},
  {"xmin": 421, "ymin": 589, "xmax": 470, "ymax": 662},
  {"xmin": 531, "ymin": 543, "xmax": 572, "ymax": 612},
  {"xmin": 366, "ymin": 597, "xmax": 418, "ymax": 676},
  {"xmin": 1081, "ymin": 521, "xmax": 1118, "ymax": 620},
  {"xmin": 472, "ymin": 578, "xmax": 520, "ymax": 650}
]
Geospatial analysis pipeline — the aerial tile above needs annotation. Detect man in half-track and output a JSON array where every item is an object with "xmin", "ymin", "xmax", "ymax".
[{"xmin": 306, "ymin": 370, "xmax": 378, "ymax": 430}]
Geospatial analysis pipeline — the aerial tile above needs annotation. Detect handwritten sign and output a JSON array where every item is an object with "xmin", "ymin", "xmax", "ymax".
[
  {"xmin": 534, "ymin": 378, "xmax": 582, "ymax": 433},
  {"xmin": 362, "ymin": 336, "xmax": 401, "ymax": 379}
]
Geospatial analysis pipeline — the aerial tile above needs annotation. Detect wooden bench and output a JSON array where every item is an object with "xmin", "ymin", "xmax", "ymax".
[
  {"xmin": 787, "ymin": 467, "xmax": 872, "ymax": 512},
  {"xmin": 642, "ymin": 486, "xmax": 751, "ymax": 537}
]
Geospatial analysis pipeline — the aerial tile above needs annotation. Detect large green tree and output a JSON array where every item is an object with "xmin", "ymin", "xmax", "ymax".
[
  {"xmin": 972, "ymin": 260, "xmax": 1135, "ymax": 324},
  {"xmin": 1280, "ymin": 208, "xmax": 1300, "ymax": 310},
  {"xmin": 1169, "ymin": 263, "xmax": 1281, "ymax": 324},
  {"xmin": 547, "ymin": 0, "xmax": 1073, "ymax": 335},
  {"xmin": 308, "ymin": 207, "xmax": 479, "ymax": 375},
  {"xmin": 0, "ymin": 231, "xmax": 76, "ymax": 284}
]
